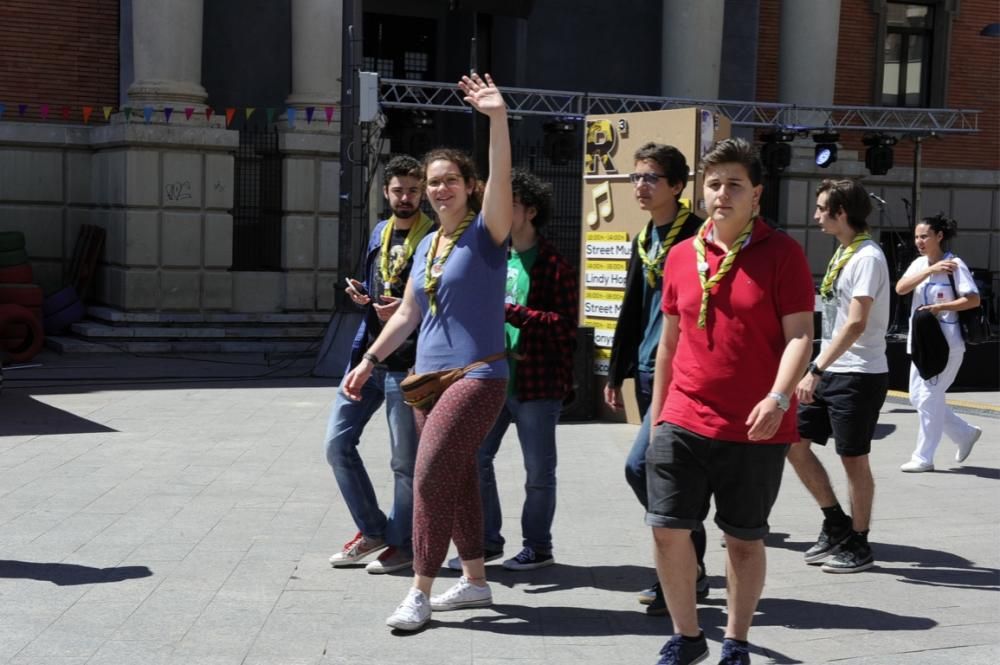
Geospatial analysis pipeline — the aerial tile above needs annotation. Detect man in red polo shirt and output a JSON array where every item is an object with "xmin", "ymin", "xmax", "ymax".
[{"xmin": 646, "ymin": 138, "xmax": 814, "ymax": 665}]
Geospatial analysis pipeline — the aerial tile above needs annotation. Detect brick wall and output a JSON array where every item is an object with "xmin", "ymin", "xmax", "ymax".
[
  {"xmin": 0, "ymin": 1, "xmax": 119, "ymax": 124},
  {"xmin": 756, "ymin": 0, "xmax": 997, "ymax": 172}
]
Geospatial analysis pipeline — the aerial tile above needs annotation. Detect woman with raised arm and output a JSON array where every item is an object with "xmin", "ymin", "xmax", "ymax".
[
  {"xmin": 895, "ymin": 213, "xmax": 982, "ymax": 472},
  {"xmin": 341, "ymin": 72, "xmax": 512, "ymax": 632}
]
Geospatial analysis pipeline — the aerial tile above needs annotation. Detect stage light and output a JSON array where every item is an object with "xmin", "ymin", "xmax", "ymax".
[
  {"xmin": 760, "ymin": 130, "xmax": 795, "ymax": 174},
  {"xmin": 863, "ymin": 133, "xmax": 897, "ymax": 176},
  {"xmin": 543, "ymin": 118, "xmax": 578, "ymax": 166},
  {"xmin": 813, "ymin": 131, "xmax": 840, "ymax": 168}
]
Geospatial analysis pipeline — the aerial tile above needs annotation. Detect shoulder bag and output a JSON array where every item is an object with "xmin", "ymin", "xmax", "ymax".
[{"xmin": 947, "ymin": 272, "xmax": 990, "ymax": 345}]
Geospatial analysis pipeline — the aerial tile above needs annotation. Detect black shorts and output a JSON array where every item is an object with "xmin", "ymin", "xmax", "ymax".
[
  {"xmin": 797, "ymin": 371, "xmax": 889, "ymax": 456},
  {"xmin": 645, "ymin": 423, "xmax": 789, "ymax": 541}
]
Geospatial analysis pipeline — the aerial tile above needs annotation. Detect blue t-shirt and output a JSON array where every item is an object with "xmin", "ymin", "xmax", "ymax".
[
  {"xmin": 410, "ymin": 213, "xmax": 508, "ymax": 379},
  {"xmin": 637, "ymin": 224, "xmax": 668, "ymax": 373}
]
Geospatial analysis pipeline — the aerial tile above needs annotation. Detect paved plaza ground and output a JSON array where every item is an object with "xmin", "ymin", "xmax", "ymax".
[{"xmin": 0, "ymin": 351, "xmax": 997, "ymax": 664}]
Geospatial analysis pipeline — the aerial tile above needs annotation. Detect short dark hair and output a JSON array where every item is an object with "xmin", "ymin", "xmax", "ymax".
[
  {"xmin": 421, "ymin": 147, "xmax": 482, "ymax": 211},
  {"xmin": 817, "ymin": 179, "xmax": 872, "ymax": 232},
  {"xmin": 920, "ymin": 212, "xmax": 958, "ymax": 242},
  {"xmin": 511, "ymin": 169, "xmax": 552, "ymax": 228},
  {"xmin": 701, "ymin": 138, "xmax": 763, "ymax": 186},
  {"xmin": 383, "ymin": 155, "xmax": 422, "ymax": 188},
  {"xmin": 633, "ymin": 142, "xmax": 689, "ymax": 199}
]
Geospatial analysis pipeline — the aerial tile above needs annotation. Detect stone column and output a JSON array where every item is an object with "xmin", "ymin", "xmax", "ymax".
[
  {"xmin": 779, "ymin": 0, "xmax": 841, "ymax": 106},
  {"xmin": 661, "ymin": 0, "xmax": 725, "ymax": 100},
  {"xmin": 126, "ymin": 0, "xmax": 208, "ymax": 106},
  {"xmin": 286, "ymin": 0, "xmax": 342, "ymax": 108}
]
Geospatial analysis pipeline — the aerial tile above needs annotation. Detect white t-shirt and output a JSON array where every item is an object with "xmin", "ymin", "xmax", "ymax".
[
  {"xmin": 902, "ymin": 253, "xmax": 979, "ymax": 354},
  {"xmin": 823, "ymin": 240, "xmax": 890, "ymax": 374}
]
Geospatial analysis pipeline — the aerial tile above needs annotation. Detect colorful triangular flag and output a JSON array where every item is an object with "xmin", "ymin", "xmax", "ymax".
[
  {"xmin": 123, "ymin": 106, "xmax": 133, "ymax": 122},
  {"xmin": 164, "ymin": 107, "xmax": 173, "ymax": 123},
  {"xmin": 205, "ymin": 108, "xmax": 214, "ymax": 122},
  {"xmin": 40, "ymin": 104, "xmax": 50, "ymax": 120},
  {"xmin": 324, "ymin": 106, "xmax": 334, "ymax": 124},
  {"xmin": 60, "ymin": 106, "xmax": 70, "ymax": 120},
  {"xmin": 18, "ymin": 104, "xmax": 27, "ymax": 117},
  {"xmin": 287, "ymin": 107, "xmax": 296, "ymax": 129},
  {"xmin": 102, "ymin": 106, "xmax": 113, "ymax": 121},
  {"xmin": 142, "ymin": 106, "xmax": 154, "ymax": 123},
  {"xmin": 305, "ymin": 107, "xmax": 315, "ymax": 124},
  {"xmin": 245, "ymin": 107, "xmax": 255, "ymax": 121},
  {"xmin": 82, "ymin": 106, "xmax": 93, "ymax": 124},
  {"xmin": 225, "ymin": 107, "xmax": 236, "ymax": 127},
  {"xmin": 184, "ymin": 107, "xmax": 194, "ymax": 121},
  {"xmin": 0, "ymin": 103, "xmax": 5, "ymax": 121},
  {"xmin": 265, "ymin": 108, "xmax": 275, "ymax": 125}
]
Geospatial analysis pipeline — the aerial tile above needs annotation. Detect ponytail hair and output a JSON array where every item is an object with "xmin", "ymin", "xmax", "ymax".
[{"xmin": 921, "ymin": 212, "xmax": 958, "ymax": 243}]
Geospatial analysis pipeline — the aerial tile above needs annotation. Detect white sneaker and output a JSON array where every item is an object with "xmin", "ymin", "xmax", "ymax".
[
  {"xmin": 429, "ymin": 576, "xmax": 492, "ymax": 611},
  {"xmin": 956, "ymin": 426, "xmax": 982, "ymax": 463},
  {"xmin": 900, "ymin": 460, "xmax": 934, "ymax": 473},
  {"xmin": 385, "ymin": 588, "xmax": 431, "ymax": 631}
]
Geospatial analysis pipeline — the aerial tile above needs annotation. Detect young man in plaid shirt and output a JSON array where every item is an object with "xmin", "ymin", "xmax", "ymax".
[{"xmin": 448, "ymin": 169, "xmax": 579, "ymax": 571}]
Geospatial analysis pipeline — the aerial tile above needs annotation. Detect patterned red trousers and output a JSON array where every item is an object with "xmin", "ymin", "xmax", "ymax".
[{"xmin": 411, "ymin": 378, "xmax": 506, "ymax": 577}]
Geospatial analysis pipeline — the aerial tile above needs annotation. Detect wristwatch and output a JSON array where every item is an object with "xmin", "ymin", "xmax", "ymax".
[
  {"xmin": 362, "ymin": 351, "xmax": 381, "ymax": 365},
  {"xmin": 767, "ymin": 391, "xmax": 790, "ymax": 412},
  {"xmin": 806, "ymin": 361, "xmax": 824, "ymax": 377}
]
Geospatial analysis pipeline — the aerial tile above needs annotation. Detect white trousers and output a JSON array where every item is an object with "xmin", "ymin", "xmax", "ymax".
[{"xmin": 907, "ymin": 346, "xmax": 978, "ymax": 464}]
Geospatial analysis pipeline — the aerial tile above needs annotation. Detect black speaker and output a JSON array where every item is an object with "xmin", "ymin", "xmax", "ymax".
[{"xmin": 561, "ymin": 327, "xmax": 596, "ymax": 422}]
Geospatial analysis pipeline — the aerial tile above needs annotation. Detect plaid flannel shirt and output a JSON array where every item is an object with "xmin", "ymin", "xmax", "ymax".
[{"xmin": 505, "ymin": 236, "xmax": 579, "ymax": 401}]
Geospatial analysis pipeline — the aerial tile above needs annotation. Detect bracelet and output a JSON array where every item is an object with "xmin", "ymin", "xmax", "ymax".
[{"xmin": 362, "ymin": 351, "xmax": 380, "ymax": 365}]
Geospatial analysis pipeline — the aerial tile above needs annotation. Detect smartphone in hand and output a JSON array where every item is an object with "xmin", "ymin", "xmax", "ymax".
[{"xmin": 346, "ymin": 278, "xmax": 368, "ymax": 297}]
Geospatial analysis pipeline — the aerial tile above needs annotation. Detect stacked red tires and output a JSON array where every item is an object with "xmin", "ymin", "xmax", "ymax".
[{"xmin": 0, "ymin": 231, "xmax": 44, "ymax": 363}]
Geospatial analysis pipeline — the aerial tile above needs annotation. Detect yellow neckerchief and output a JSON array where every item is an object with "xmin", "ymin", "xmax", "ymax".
[
  {"xmin": 819, "ymin": 232, "xmax": 872, "ymax": 301},
  {"xmin": 637, "ymin": 200, "xmax": 692, "ymax": 287},
  {"xmin": 378, "ymin": 212, "xmax": 434, "ymax": 296},
  {"xmin": 693, "ymin": 217, "xmax": 756, "ymax": 329},
  {"xmin": 424, "ymin": 210, "xmax": 475, "ymax": 316}
]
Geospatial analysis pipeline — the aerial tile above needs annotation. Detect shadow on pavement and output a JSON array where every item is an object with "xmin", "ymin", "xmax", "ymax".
[
  {"xmin": 484, "ymin": 563, "xmax": 657, "ymax": 594},
  {"xmin": 0, "ymin": 560, "xmax": 153, "ymax": 586},
  {"xmin": 872, "ymin": 423, "xmax": 897, "ymax": 439},
  {"xmin": 0, "ymin": 393, "xmax": 117, "ymax": 436},
  {"xmin": 940, "ymin": 465, "xmax": 1000, "ymax": 480}
]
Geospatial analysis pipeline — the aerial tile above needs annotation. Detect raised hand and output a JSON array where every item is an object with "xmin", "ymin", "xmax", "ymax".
[{"xmin": 458, "ymin": 72, "xmax": 506, "ymax": 118}]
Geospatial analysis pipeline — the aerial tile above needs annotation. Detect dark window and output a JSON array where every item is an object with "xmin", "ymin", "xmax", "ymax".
[
  {"xmin": 231, "ymin": 128, "xmax": 283, "ymax": 271},
  {"xmin": 880, "ymin": 3, "xmax": 934, "ymax": 106}
]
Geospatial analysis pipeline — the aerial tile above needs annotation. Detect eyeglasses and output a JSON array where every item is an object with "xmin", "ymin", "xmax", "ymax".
[{"xmin": 629, "ymin": 172, "xmax": 667, "ymax": 186}]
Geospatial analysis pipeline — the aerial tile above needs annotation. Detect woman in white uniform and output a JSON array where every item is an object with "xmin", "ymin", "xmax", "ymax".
[{"xmin": 895, "ymin": 214, "xmax": 982, "ymax": 472}]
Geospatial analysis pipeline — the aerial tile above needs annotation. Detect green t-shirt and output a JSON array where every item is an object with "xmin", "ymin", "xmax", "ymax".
[{"xmin": 504, "ymin": 244, "xmax": 539, "ymax": 395}]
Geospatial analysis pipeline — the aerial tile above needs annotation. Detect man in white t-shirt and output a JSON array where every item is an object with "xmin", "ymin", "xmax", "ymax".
[{"xmin": 788, "ymin": 179, "xmax": 890, "ymax": 574}]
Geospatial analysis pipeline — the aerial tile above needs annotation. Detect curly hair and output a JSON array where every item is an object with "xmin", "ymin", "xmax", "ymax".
[
  {"xmin": 511, "ymin": 169, "xmax": 553, "ymax": 228},
  {"xmin": 920, "ymin": 212, "xmax": 959, "ymax": 242},
  {"xmin": 382, "ymin": 154, "xmax": 422, "ymax": 188},
  {"xmin": 422, "ymin": 147, "xmax": 482, "ymax": 211}
]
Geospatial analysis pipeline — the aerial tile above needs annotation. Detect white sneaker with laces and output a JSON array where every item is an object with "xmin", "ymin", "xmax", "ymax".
[
  {"xmin": 385, "ymin": 588, "xmax": 431, "ymax": 631},
  {"xmin": 429, "ymin": 576, "xmax": 492, "ymax": 611},
  {"xmin": 956, "ymin": 426, "xmax": 982, "ymax": 463}
]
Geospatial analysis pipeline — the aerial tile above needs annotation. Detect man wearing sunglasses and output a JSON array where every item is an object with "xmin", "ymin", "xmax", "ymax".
[{"xmin": 605, "ymin": 142, "xmax": 706, "ymax": 616}]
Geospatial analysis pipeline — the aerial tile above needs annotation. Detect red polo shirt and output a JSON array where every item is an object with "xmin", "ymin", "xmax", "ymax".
[{"xmin": 658, "ymin": 219, "xmax": 814, "ymax": 443}]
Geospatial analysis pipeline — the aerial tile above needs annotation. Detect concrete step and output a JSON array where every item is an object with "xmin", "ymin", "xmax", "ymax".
[
  {"xmin": 86, "ymin": 305, "xmax": 331, "ymax": 326},
  {"xmin": 46, "ymin": 336, "xmax": 322, "ymax": 354},
  {"xmin": 69, "ymin": 320, "xmax": 326, "ymax": 339}
]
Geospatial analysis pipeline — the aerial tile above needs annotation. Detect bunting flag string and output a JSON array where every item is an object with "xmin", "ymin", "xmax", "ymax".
[{"xmin": 0, "ymin": 102, "xmax": 339, "ymax": 128}]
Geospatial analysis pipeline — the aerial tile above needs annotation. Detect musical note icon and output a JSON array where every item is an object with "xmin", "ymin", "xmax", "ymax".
[{"xmin": 586, "ymin": 182, "xmax": 614, "ymax": 228}]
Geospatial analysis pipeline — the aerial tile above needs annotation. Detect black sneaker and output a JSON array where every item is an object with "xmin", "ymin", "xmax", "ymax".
[
  {"xmin": 822, "ymin": 534, "xmax": 874, "ymax": 573},
  {"xmin": 656, "ymin": 634, "xmax": 709, "ymax": 665},
  {"xmin": 502, "ymin": 546, "xmax": 555, "ymax": 571},
  {"xmin": 646, "ymin": 584, "xmax": 668, "ymax": 616},
  {"xmin": 638, "ymin": 581, "xmax": 659, "ymax": 605},
  {"xmin": 446, "ymin": 547, "xmax": 503, "ymax": 571},
  {"xmin": 718, "ymin": 638, "xmax": 751, "ymax": 665},
  {"xmin": 803, "ymin": 523, "xmax": 852, "ymax": 564},
  {"xmin": 696, "ymin": 568, "xmax": 710, "ymax": 601}
]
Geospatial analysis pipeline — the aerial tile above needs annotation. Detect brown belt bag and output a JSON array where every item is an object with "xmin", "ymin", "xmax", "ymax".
[{"xmin": 400, "ymin": 352, "xmax": 506, "ymax": 410}]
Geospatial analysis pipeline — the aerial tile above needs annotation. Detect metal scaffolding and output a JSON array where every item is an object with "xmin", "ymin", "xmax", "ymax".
[{"xmin": 379, "ymin": 77, "xmax": 980, "ymax": 134}]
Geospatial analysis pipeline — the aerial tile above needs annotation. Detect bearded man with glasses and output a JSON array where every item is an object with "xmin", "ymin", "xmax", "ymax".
[{"xmin": 605, "ymin": 142, "xmax": 707, "ymax": 617}]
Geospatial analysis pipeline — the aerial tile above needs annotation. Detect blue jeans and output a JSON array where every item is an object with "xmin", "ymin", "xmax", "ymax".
[
  {"xmin": 478, "ymin": 397, "xmax": 562, "ymax": 553},
  {"xmin": 625, "ymin": 371, "xmax": 654, "ymax": 507},
  {"xmin": 323, "ymin": 367, "xmax": 418, "ymax": 551}
]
